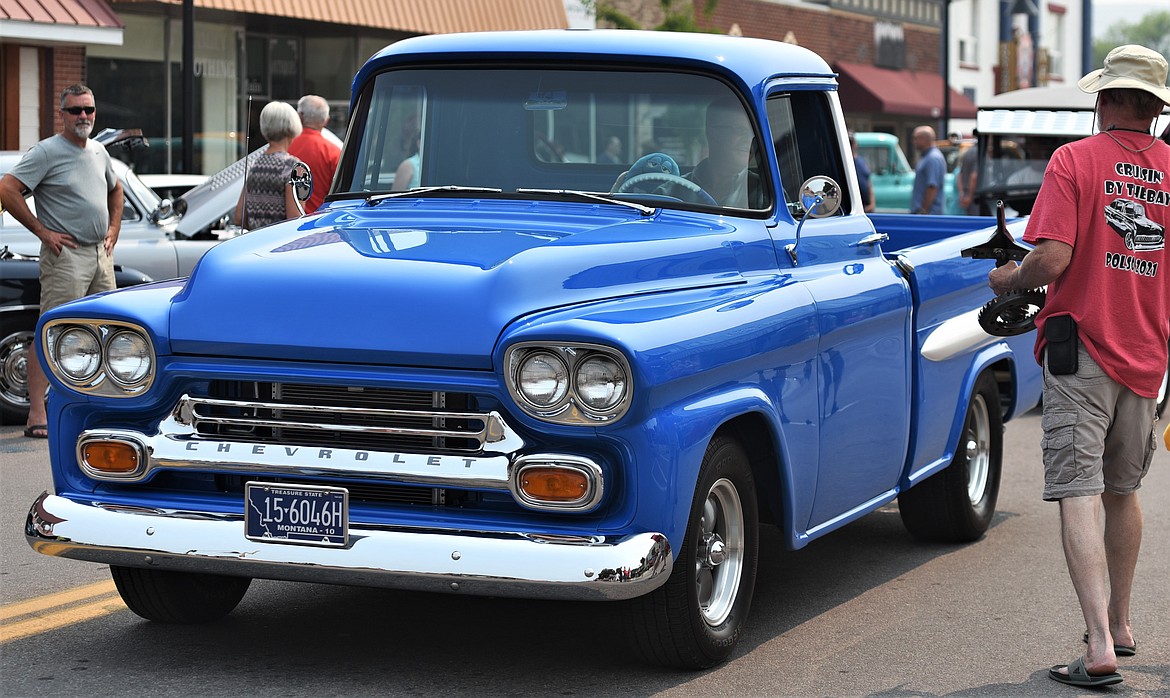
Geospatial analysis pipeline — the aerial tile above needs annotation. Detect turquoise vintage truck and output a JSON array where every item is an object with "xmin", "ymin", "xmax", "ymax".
[
  {"xmin": 26, "ymin": 30, "xmax": 1042, "ymax": 669},
  {"xmin": 855, "ymin": 131, "xmax": 962, "ymax": 215}
]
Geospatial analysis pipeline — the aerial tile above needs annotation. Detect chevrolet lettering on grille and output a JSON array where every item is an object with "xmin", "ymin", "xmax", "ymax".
[
  {"xmin": 163, "ymin": 438, "xmax": 513, "ymax": 489},
  {"xmin": 183, "ymin": 440, "xmax": 484, "ymax": 468}
]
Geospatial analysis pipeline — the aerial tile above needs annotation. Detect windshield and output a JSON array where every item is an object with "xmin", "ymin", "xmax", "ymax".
[
  {"xmin": 977, "ymin": 134, "xmax": 1070, "ymax": 215},
  {"xmin": 123, "ymin": 169, "xmax": 164, "ymax": 218},
  {"xmin": 341, "ymin": 67, "xmax": 772, "ymax": 213}
]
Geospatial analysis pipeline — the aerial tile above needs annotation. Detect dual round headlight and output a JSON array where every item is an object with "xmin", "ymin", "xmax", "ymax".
[
  {"xmin": 508, "ymin": 343, "xmax": 631, "ymax": 424},
  {"xmin": 55, "ymin": 328, "xmax": 102, "ymax": 382},
  {"xmin": 45, "ymin": 320, "xmax": 155, "ymax": 395},
  {"xmin": 517, "ymin": 351, "xmax": 569, "ymax": 407}
]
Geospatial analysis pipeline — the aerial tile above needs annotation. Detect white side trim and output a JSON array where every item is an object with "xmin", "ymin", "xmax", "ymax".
[{"xmin": 921, "ymin": 307, "xmax": 998, "ymax": 362}]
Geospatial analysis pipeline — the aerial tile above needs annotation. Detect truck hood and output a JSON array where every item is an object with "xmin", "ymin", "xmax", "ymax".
[{"xmin": 168, "ymin": 202, "xmax": 763, "ymax": 369}]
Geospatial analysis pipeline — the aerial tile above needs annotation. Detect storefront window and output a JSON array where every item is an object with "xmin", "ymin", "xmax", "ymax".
[
  {"xmin": 270, "ymin": 38, "xmax": 300, "ymax": 98},
  {"xmin": 305, "ymin": 37, "xmax": 354, "ymax": 102},
  {"xmin": 85, "ymin": 13, "xmax": 412, "ymax": 175},
  {"xmin": 87, "ymin": 18, "xmax": 239, "ymax": 175}
]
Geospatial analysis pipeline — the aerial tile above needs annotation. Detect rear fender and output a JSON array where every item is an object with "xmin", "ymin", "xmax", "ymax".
[{"xmin": 902, "ymin": 342, "xmax": 1025, "ymax": 490}]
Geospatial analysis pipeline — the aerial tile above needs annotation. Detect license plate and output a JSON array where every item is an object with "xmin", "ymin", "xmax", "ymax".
[{"xmin": 245, "ymin": 482, "xmax": 348, "ymax": 547}]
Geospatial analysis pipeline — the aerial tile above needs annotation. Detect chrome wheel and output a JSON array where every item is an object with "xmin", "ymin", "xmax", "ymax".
[
  {"xmin": 965, "ymin": 393, "xmax": 991, "ymax": 506},
  {"xmin": 696, "ymin": 477, "xmax": 744, "ymax": 627},
  {"xmin": 0, "ymin": 329, "xmax": 33, "ymax": 417},
  {"xmin": 626, "ymin": 436, "xmax": 758, "ymax": 669},
  {"xmin": 898, "ymin": 372, "xmax": 1003, "ymax": 543}
]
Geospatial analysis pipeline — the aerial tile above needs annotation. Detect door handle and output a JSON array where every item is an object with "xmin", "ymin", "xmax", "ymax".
[{"xmin": 853, "ymin": 232, "xmax": 889, "ymax": 247}]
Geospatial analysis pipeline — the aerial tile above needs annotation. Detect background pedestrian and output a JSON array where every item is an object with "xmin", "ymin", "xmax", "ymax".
[
  {"xmin": 288, "ymin": 95, "xmax": 341, "ymax": 214},
  {"xmin": 910, "ymin": 125, "xmax": 945, "ymax": 214},
  {"xmin": 234, "ymin": 101, "xmax": 304, "ymax": 229},
  {"xmin": 849, "ymin": 132, "xmax": 876, "ymax": 212},
  {"xmin": 0, "ymin": 84, "xmax": 123, "ymax": 439},
  {"xmin": 956, "ymin": 134, "xmax": 980, "ymax": 215}
]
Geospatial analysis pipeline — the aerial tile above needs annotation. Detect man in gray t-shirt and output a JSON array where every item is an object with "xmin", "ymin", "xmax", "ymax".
[{"xmin": 0, "ymin": 84, "xmax": 123, "ymax": 439}]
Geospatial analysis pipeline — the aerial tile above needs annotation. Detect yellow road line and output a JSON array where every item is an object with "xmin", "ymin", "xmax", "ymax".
[
  {"xmin": 0, "ymin": 580, "xmax": 125, "ymax": 643},
  {"xmin": 0, "ymin": 580, "xmax": 118, "ymax": 621}
]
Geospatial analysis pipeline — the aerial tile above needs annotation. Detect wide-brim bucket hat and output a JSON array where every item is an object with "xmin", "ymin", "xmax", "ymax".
[{"xmin": 1078, "ymin": 44, "xmax": 1170, "ymax": 106}]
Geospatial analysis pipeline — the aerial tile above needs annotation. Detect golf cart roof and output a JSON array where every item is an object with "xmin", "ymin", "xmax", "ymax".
[{"xmin": 977, "ymin": 84, "xmax": 1170, "ymax": 137}]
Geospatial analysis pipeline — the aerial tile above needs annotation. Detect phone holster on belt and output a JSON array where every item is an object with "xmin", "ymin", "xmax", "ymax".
[{"xmin": 1045, "ymin": 315, "xmax": 1078, "ymax": 375}]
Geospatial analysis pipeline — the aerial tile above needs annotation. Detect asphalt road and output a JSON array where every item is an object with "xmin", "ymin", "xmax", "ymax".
[{"xmin": 2, "ymin": 411, "xmax": 1167, "ymax": 697}]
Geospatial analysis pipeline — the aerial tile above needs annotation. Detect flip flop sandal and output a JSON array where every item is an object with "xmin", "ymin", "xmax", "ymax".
[
  {"xmin": 1083, "ymin": 631, "xmax": 1137, "ymax": 657},
  {"xmin": 1049, "ymin": 657, "xmax": 1122, "ymax": 687}
]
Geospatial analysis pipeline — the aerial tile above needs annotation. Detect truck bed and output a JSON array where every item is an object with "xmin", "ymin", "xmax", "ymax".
[
  {"xmin": 872, "ymin": 211, "xmax": 1042, "ymax": 486},
  {"xmin": 870, "ymin": 212, "xmax": 1015, "ymax": 251}
]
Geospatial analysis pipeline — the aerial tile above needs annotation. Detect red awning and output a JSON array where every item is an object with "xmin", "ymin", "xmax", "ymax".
[
  {"xmin": 114, "ymin": 0, "xmax": 569, "ymax": 34},
  {"xmin": 0, "ymin": 0, "xmax": 122, "ymax": 44},
  {"xmin": 835, "ymin": 61, "xmax": 977, "ymax": 120}
]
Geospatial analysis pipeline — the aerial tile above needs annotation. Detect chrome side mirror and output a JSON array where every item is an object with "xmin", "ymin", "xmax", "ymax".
[
  {"xmin": 786, "ymin": 175, "xmax": 842, "ymax": 265},
  {"xmin": 150, "ymin": 198, "xmax": 175, "ymax": 224},
  {"xmin": 289, "ymin": 162, "xmax": 313, "ymax": 216},
  {"xmin": 799, "ymin": 175, "xmax": 842, "ymax": 218}
]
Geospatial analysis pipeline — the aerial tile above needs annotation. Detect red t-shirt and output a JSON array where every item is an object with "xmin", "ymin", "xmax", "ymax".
[
  {"xmin": 288, "ymin": 128, "xmax": 341, "ymax": 214},
  {"xmin": 1023, "ymin": 130, "xmax": 1170, "ymax": 398}
]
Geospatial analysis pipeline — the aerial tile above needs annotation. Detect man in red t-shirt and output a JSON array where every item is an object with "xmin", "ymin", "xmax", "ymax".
[
  {"xmin": 990, "ymin": 45, "xmax": 1170, "ymax": 689},
  {"xmin": 288, "ymin": 95, "xmax": 341, "ymax": 214}
]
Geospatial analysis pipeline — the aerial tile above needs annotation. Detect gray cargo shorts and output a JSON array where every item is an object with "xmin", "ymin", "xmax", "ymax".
[{"xmin": 1040, "ymin": 344, "xmax": 1159, "ymax": 501}]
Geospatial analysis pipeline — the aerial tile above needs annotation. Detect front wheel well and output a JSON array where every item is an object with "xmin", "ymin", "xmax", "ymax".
[{"xmin": 717, "ymin": 413, "xmax": 782, "ymax": 526}]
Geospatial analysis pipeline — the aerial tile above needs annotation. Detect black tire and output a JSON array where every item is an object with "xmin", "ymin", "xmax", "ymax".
[
  {"xmin": 0, "ymin": 312, "xmax": 36, "ymax": 424},
  {"xmin": 110, "ymin": 565, "xmax": 251, "ymax": 624},
  {"xmin": 625, "ymin": 435, "xmax": 758, "ymax": 669},
  {"xmin": 899, "ymin": 372, "xmax": 1003, "ymax": 543}
]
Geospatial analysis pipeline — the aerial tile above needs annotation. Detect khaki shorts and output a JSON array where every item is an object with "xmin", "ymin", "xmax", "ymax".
[
  {"xmin": 39, "ymin": 242, "xmax": 116, "ymax": 313},
  {"xmin": 1040, "ymin": 345, "xmax": 1159, "ymax": 500}
]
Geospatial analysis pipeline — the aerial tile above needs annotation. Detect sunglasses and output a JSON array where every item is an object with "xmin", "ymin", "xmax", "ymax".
[{"xmin": 62, "ymin": 106, "xmax": 96, "ymax": 116}]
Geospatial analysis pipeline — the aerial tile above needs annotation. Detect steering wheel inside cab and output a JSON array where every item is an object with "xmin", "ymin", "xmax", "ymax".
[{"xmin": 612, "ymin": 152, "xmax": 718, "ymax": 206}]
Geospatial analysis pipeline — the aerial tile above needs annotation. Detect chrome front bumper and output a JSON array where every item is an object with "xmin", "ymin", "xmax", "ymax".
[{"xmin": 26, "ymin": 492, "xmax": 672, "ymax": 601}]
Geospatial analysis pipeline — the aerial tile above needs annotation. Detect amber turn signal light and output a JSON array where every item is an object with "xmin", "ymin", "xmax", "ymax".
[
  {"xmin": 82, "ymin": 441, "xmax": 140, "ymax": 473},
  {"xmin": 519, "ymin": 466, "xmax": 589, "ymax": 503}
]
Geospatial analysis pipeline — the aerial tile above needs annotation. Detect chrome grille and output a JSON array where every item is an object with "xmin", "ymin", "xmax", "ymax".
[
  {"xmin": 217, "ymin": 474, "xmax": 450, "ymax": 507},
  {"xmin": 192, "ymin": 381, "xmax": 485, "ymax": 453}
]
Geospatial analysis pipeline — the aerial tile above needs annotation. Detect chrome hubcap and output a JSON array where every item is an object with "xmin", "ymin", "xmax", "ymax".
[
  {"xmin": 695, "ymin": 478, "xmax": 744, "ymax": 627},
  {"xmin": 700, "ymin": 534, "xmax": 726, "ymax": 566},
  {"xmin": 965, "ymin": 394, "xmax": 991, "ymax": 505},
  {"xmin": 0, "ymin": 331, "xmax": 32, "ymax": 408}
]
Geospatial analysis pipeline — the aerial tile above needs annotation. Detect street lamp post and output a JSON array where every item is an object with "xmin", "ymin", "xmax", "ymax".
[
  {"xmin": 941, "ymin": 0, "xmax": 951, "ymax": 138},
  {"xmin": 183, "ymin": 0, "xmax": 194, "ymax": 175}
]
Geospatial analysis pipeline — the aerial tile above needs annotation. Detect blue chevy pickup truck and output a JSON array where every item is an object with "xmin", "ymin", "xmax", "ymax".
[{"xmin": 26, "ymin": 30, "xmax": 1042, "ymax": 669}]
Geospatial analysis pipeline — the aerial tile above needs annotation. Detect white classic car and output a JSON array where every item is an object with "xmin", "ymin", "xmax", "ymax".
[{"xmin": 0, "ymin": 133, "xmax": 254, "ymax": 422}]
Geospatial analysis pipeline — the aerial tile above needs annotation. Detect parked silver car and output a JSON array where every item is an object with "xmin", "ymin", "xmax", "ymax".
[
  {"xmin": 0, "ymin": 152, "xmax": 239, "ymax": 281},
  {"xmin": 0, "ymin": 134, "xmax": 254, "ymax": 422}
]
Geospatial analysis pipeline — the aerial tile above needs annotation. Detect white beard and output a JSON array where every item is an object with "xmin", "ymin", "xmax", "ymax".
[{"xmin": 69, "ymin": 121, "xmax": 94, "ymax": 140}]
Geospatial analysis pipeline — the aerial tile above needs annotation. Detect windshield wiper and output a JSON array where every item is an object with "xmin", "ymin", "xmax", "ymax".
[
  {"xmin": 517, "ymin": 188, "xmax": 656, "ymax": 216},
  {"xmin": 366, "ymin": 185, "xmax": 503, "ymax": 206}
]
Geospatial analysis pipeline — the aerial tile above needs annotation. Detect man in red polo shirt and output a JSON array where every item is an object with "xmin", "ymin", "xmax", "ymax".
[
  {"xmin": 989, "ymin": 44, "xmax": 1169, "ymax": 689},
  {"xmin": 288, "ymin": 95, "xmax": 341, "ymax": 214}
]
